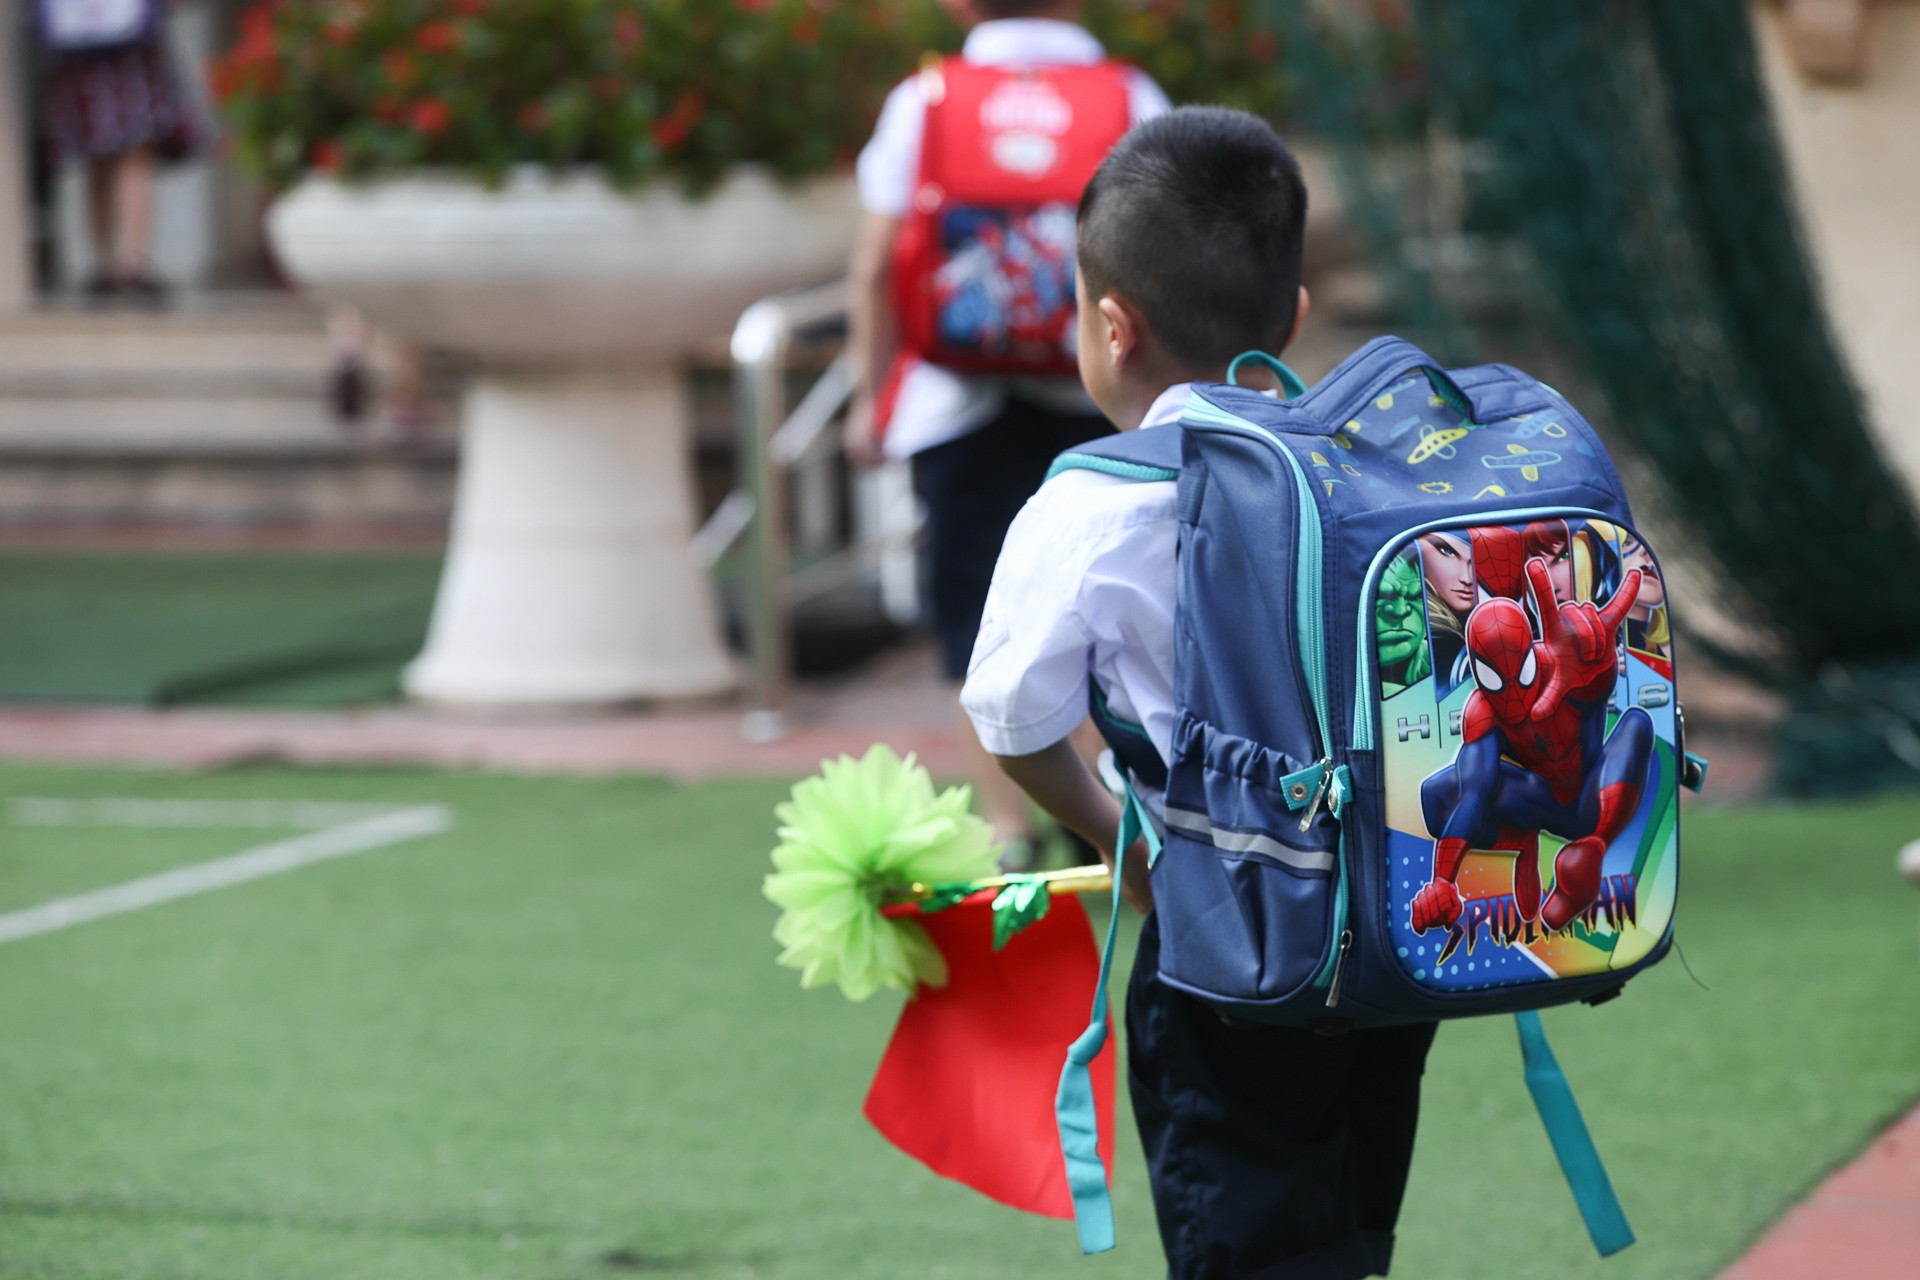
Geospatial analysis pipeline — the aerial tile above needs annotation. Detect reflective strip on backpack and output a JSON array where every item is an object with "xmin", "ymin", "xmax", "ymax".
[{"xmin": 1160, "ymin": 806, "xmax": 1336, "ymax": 874}]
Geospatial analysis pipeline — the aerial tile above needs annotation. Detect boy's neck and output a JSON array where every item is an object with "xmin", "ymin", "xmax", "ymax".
[{"xmin": 1110, "ymin": 362, "xmax": 1229, "ymax": 432}]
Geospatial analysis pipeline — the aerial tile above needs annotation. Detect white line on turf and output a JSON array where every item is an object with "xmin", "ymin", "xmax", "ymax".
[
  {"xmin": 0, "ymin": 805, "xmax": 453, "ymax": 946},
  {"xmin": 7, "ymin": 797, "xmax": 414, "ymax": 829}
]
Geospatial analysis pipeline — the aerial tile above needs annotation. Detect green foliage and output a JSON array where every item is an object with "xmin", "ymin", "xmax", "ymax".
[
  {"xmin": 214, "ymin": 0, "xmax": 954, "ymax": 192},
  {"xmin": 1083, "ymin": 0, "xmax": 1290, "ymax": 120},
  {"xmin": 1272, "ymin": 0, "xmax": 1920, "ymax": 788},
  {"xmin": 213, "ymin": 0, "xmax": 1300, "ymax": 192},
  {"xmin": 1280, "ymin": 1, "xmax": 1920, "ymax": 675},
  {"xmin": 763, "ymin": 745, "xmax": 998, "ymax": 1000}
]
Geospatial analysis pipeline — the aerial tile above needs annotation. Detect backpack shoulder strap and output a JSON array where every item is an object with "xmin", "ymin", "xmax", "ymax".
[
  {"xmin": 1045, "ymin": 426, "xmax": 1181, "ymax": 483},
  {"xmin": 1045, "ymin": 430, "xmax": 1177, "ymax": 792},
  {"xmin": 1038, "ymin": 428, "xmax": 1179, "ymax": 1259}
]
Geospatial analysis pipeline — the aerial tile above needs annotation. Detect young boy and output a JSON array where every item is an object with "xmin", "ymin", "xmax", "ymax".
[
  {"xmin": 961, "ymin": 108, "xmax": 1437, "ymax": 1279},
  {"xmin": 845, "ymin": 0, "xmax": 1169, "ymax": 867}
]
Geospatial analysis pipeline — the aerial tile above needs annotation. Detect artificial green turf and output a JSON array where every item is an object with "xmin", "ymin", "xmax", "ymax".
[
  {"xmin": 0, "ymin": 551, "xmax": 441, "ymax": 706},
  {"xmin": 0, "ymin": 819, "xmax": 286, "ymax": 914},
  {"xmin": 0, "ymin": 765, "xmax": 1915, "ymax": 1279}
]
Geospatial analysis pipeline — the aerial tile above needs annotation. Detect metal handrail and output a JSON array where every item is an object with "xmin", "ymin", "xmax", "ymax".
[{"xmin": 702, "ymin": 278, "xmax": 918, "ymax": 742}]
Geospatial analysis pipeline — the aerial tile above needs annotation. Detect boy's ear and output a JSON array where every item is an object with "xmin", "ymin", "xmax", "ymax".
[
  {"xmin": 1283, "ymin": 286, "xmax": 1311, "ymax": 353},
  {"xmin": 1096, "ymin": 293, "xmax": 1146, "ymax": 369}
]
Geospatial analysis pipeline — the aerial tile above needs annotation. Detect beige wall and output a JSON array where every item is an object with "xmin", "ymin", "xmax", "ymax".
[{"xmin": 1755, "ymin": 1, "xmax": 1920, "ymax": 490}]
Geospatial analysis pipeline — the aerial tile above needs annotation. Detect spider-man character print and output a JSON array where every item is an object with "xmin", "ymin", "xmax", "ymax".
[
  {"xmin": 1410, "ymin": 556, "xmax": 1655, "ymax": 937},
  {"xmin": 1470, "ymin": 519, "xmax": 1575, "ymax": 605}
]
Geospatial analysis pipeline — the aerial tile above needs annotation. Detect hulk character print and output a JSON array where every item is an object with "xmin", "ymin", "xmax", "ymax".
[{"xmin": 1376, "ymin": 551, "xmax": 1432, "ymax": 696}]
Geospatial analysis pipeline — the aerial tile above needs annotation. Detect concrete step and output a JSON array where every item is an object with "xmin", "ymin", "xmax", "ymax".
[
  {"xmin": 0, "ymin": 396, "xmax": 341, "ymax": 452},
  {"xmin": 0, "ymin": 444, "xmax": 455, "ymax": 530},
  {"xmin": 0, "ymin": 294, "xmax": 360, "ymax": 450},
  {"xmin": 0, "ymin": 295, "xmax": 454, "ymax": 529}
]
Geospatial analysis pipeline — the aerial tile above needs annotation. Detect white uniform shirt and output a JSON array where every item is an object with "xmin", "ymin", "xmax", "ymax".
[
  {"xmin": 856, "ymin": 20, "xmax": 1171, "ymax": 460},
  {"xmin": 960, "ymin": 383, "xmax": 1194, "ymax": 803}
]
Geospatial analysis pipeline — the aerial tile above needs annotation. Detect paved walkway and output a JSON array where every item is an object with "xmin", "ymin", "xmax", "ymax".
[
  {"xmin": 1719, "ymin": 1102, "xmax": 1920, "ymax": 1280},
  {"xmin": 0, "ymin": 638, "xmax": 1774, "ymax": 798},
  {"xmin": 0, "ymin": 641, "xmax": 972, "ymax": 782},
  {"xmin": 0, "ymin": 700, "xmax": 971, "ymax": 781}
]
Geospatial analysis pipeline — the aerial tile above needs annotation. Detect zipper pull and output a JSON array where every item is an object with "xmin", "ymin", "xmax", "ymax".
[
  {"xmin": 1324, "ymin": 929, "xmax": 1354, "ymax": 1008},
  {"xmin": 1297, "ymin": 757, "xmax": 1334, "ymax": 832}
]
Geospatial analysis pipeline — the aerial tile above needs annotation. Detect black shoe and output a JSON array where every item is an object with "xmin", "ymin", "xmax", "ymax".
[
  {"xmin": 82, "ymin": 273, "xmax": 118, "ymax": 304},
  {"xmin": 116, "ymin": 274, "xmax": 170, "ymax": 309},
  {"xmin": 329, "ymin": 357, "xmax": 369, "ymax": 423}
]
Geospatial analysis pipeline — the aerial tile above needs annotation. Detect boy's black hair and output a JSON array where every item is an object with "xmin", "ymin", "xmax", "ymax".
[{"xmin": 1077, "ymin": 107, "xmax": 1308, "ymax": 368}]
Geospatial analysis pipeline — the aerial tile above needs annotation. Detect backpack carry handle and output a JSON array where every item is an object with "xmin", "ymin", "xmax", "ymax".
[
  {"xmin": 1226, "ymin": 350, "xmax": 1309, "ymax": 399},
  {"xmin": 1415, "ymin": 366, "xmax": 1476, "ymax": 420},
  {"xmin": 1223, "ymin": 340, "xmax": 1551, "ymax": 434},
  {"xmin": 1287, "ymin": 336, "xmax": 1557, "ymax": 430}
]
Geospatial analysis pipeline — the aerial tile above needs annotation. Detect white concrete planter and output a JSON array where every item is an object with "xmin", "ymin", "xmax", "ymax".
[{"xmin": 268, "ymin": 167, "xmax": 857, "ymax": 705}]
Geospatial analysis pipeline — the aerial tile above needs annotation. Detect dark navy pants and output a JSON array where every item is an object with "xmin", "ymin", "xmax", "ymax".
[
  {"xmin": 909, "ymin": 397, "xmax": 1111, "ymax": 680},
  {"xmin": 1127, "ymin": 913, "xmax": 1438, "ymax": 1279}
]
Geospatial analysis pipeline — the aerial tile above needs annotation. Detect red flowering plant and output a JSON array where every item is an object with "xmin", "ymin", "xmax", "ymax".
[
  {"xmin": 213, "ymin": 0, "xmax": 953, "ymax": 190},
  {"xmin": 213, "ymin": 0, "xmax": 1302, "ymax": 191}
]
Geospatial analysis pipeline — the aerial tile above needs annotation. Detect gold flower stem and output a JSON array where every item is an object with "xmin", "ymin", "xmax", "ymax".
[{"xmin": 904, "ymin": 863, "xmax": 1113, "ymax": 901}]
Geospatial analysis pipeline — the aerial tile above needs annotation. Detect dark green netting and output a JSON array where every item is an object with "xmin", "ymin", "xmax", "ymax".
[{"xmin": 1265, "ymin": 0, "xmax": 1920, "ymax": 794}]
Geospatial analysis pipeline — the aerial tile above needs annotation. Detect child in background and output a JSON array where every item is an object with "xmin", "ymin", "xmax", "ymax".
[
  {"xmin": 36, "ymin": 0, "xmax": 203, "ymax": 303},
  {"xmin": 962, "ymin": 108, "xmax": 1437, "ymax": 1279},
  {"xmin": 845, "ymin": 0, "xmax": 1168, "ymax": 869}
]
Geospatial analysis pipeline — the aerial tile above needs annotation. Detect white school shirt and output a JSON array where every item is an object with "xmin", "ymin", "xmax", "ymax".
[
  {"xmin": 960, "ymin": 383, "xmax": 1194, "ymax": 806},
  {"xmin": 856, "ymin": 20, "xmax": 1171, "ymax": 460}
]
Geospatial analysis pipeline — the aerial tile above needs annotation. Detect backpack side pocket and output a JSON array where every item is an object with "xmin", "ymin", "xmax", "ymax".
[{"xmin": 1154, "ymin": 717, "xmax": 1340, "ymax": 1003}]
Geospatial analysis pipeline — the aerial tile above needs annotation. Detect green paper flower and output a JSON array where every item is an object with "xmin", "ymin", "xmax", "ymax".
[{"xmin": 764, "ymin": 745, "xmax": 998, "ymax": 1001}]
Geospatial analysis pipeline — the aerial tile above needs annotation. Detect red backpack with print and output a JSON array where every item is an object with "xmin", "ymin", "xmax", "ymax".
[{"xmin": 889, "ymin": 56, "xmax": 1132, "ymax": 378}]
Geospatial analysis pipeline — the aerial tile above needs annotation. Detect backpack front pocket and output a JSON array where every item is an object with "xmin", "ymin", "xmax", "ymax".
[
  {"xmin": 1154, "ymin": 718, "xmax": 1340, "ymax": 1003},
  {"xmin": 1363, "ymin": 515, "xmax": 1680, "ymax": 994}
]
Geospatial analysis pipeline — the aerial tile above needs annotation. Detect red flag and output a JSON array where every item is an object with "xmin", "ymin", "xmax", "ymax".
[{"xmin": 863, "ymin": 894, "xmax": 1115, "ymax": 1218}]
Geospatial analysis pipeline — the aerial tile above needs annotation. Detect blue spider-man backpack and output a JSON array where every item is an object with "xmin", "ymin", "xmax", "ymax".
[{"xmin": 1049, "ymin": 336, "xmax": 1707, "ymax": 1258}]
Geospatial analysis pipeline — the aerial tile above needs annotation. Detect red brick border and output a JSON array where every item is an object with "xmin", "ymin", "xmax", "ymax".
[{"xmin": 1718, "ymin": 1103, "xmax": 1920, "ymax": 1280}]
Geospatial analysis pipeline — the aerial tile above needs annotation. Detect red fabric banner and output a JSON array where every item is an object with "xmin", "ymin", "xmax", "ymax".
[{"xmin": 863, "ymin": 895, "xmax": 1115, "ymax": 1218}]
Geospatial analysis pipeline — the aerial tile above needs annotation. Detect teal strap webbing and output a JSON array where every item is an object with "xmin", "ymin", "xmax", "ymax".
[
  {"xmin": 1056, "ymin": 847, "xmax": 1122, "ymax": 1253},
  {"xmin": 1124, "ymin": 780, "xmax": 1163, "ymax": 869},
  {"xmin": 1054, "ymin": 782, "xmax": 1160, "ymax": 1254},
  {"xmin": 1514, "ymin": 1011, "xmax": 1636, "ymax": 1257},
  {"xmin": 1046, "ymin": 452, "xmax": 1179, "ymax": 484},
  {"xmin": 1225, "ymin": 349, "xmax": 1309, "ymax": 399}
]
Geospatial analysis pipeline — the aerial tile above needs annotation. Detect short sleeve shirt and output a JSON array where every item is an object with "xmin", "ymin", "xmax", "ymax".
[{"xmin": 960, "ymin": 384, "xmax": 1195, "ymax": 802}]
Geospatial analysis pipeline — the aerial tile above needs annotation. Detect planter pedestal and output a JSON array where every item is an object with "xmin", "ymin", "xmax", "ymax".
[
  {"xmin": 267, "ymin": 168, "xmax": 857, "ymax": 706},
  {"xmin": 404, "ymin": 368, "xmax": 733, "ymax": 703}
]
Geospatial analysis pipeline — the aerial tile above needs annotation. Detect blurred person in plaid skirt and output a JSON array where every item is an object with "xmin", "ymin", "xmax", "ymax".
[{"xmin": 35, "ymin": 0, "xmax": 204, "ymax": 304}]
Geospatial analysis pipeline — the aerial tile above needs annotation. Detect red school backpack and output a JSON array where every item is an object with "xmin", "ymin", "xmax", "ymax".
[{"xmin": 889, "ymin": 56, "xmax": 1132, "ymax": 379}]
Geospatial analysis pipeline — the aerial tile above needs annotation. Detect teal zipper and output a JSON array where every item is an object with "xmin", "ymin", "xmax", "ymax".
[
  {"xmin": 1181, "ymin": 394, "xmax": 1347, "ymax": 995},
  {"xmin": 1350, "ymin": 506, "xmax": 1615, "ymax": 751}
]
